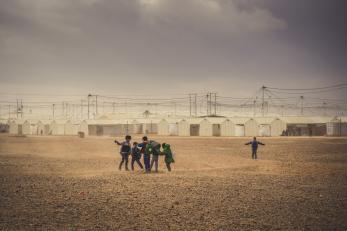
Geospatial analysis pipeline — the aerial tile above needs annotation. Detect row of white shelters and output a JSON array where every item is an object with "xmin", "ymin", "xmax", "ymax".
[
  {"xmin": 5, "ymin": 116, "xmax": 345, "ymax": 137},
  {"xmin": 173, "ymin": 117, "xmax": 286, "ymax": 137},
  {"xmin": 159, "ymin": 117, "xmax": 332, "ymax": 137},
  {"xmin": 8, "ymin": 119, "xmax": 79, "ymax": 136},
  {"xmin": 79, "ymin": 119, "xmax": 159, "ymax": 136}
]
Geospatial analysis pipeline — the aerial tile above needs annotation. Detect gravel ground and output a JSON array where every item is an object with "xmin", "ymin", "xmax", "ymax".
[{"xmin": 0, "ymin": 135, "xmax": 346, "ymax": 230}]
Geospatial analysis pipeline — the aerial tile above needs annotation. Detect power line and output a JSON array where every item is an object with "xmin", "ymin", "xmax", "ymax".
[{"xmin": 265, "ymin": 83, "xmax": 347, "ymax": 91}]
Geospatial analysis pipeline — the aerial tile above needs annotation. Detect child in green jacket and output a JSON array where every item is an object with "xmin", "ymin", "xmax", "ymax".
[{"xmin": 161, "ymin": 143, "xmax": 175, "ymax": 171}]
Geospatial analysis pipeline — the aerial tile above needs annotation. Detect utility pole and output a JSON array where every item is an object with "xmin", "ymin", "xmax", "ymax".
[
  {"xmin": 65, "ymin": 102, "xmax": 68, "ymax": 119},
  {"xmin": 209, "ymin": 93, "xmax": 212, "ymax": 116},
  {"xmin": 194, "ymin": 93, "xmax": 197, "ymax": 117},
  {"xmin": 95, "ymin": 95, "xmax": 98, "ymax": 115},
  {"xmin": 16, "ymin": 99, "xmax": 19, "ymax": 118},
  {"xmin": 206, "ymin": 93, "xmax": 209, "ymax": 116},
  {"xmin": 112, "ymin": 102, "xmax": 115, "ymax": 113},
  {"xmin": 52, "ymin": 104, "xmax": 55, "ymax": 119},
  {"xmin": 253, "ymin": 100, "xmax": 256, "ymax": 116},
  {"xmin": 323, "ymin": 102, "xmax": 327, "ymax": 116},
  {"xmin": 214, "ymin": 93, "xmax": 217, "ymax": 116},
  {"xmin": 80, "ymin": 100, "xmax": 83, "ymax": 120},
  {"xmin": 261, "ymin": 86, "xmax": 266, "ymax": 117},
  {"xmin": 8, "ymin": 105, "xmax": 11, "ymax": 119},
  {"xmin": 300, "ymin": 96, "xmax": 304, "ymax": 115},
  {"xmin": 88, "ymin": 94, "xmax": 91, "ymax": 119},
  {"xmin": 190, "ymin": 94, "xmax": 192, "ymax": 117},
  {"xmin": 20, "ymin": 100, "xmax": 23, "ymax": 118},
  {"xmin": 174, "ymin": 102, "xmax": 177, "ymax": 116}
]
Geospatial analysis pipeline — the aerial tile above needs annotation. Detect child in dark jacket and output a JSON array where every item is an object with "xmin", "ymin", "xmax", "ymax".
[
  {"xmin": 137, "ymin": 136, "xmax": 151, "ymax": 173},
  {"xmin": 161, "ymin": 143, "xmax": 175, "ymax": 171},
  {"xmin": 149, "ymin": 140, "xmax": 161, "ymax": 172},
  {"xmin": 245, "ymin": 137, "xmax": 265, "ymax": 159},
  {"xmin": 115, "ymin": 135, "xmax": 132, "ymax": 170},
  {"xmin": 131, "ymin": 142, "xmax": 143, "ymax": 171}
]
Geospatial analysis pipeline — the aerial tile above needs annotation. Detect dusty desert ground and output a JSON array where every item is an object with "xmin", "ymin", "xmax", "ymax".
[{"xmin": 0, "ymin": 134, "xmax": 346, "ymax": 230}]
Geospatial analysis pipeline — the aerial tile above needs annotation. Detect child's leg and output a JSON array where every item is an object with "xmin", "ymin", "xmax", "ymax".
[
  {"xmin": 155, "ymin": 159, "xmax": 158, "ymax": 172},
  {"xmin": 254, "ymin": 150, "xmax": 257, "ymax": 159},
  {"xmin": 166, "ymin": 162, "xmax": 171, "ymax": 171},
  {"xmin": 144, "ymin": 155, "xmax": 150, "ymax": 171},
  {"xmin": 136, "ymin": 159, "xmax": 143, "ymax": 169},
  {"xmin": 119, "ymin": 155, "xmax": 125, "ymax": 170},
  {"xmin": 125, "ymin": 154, "xmax": 129, "ymax": 170},
  {"xmin": 150, "ymin": 158, "xmax": 155, "ymax": 171},
  {"xmin": 131, "ymin": 158, "xmax": 135, "ymax": 171}
]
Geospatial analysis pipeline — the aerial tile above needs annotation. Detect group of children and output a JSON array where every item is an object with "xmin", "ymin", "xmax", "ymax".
[
  {"xmin": 114, "ymin": 135, "xmax": 175, "ymax": 173},
  {"xmin": 114, "ymin": 136, "xmax": 265, "ymax": 172}
]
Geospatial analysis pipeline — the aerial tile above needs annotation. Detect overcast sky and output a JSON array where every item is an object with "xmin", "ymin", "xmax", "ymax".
[{"xmin": 0, "ymin": 0, "xmax": 346, "ymax": 98}]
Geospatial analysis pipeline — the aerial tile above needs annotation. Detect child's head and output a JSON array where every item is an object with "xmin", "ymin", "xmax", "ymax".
[
  {"xmin": 133, "ymin": 142, "xmax": 138, "ymax": 146},
  {"xmin": 142, "ymin": 136, "xmax": 148, "ymax": 141},
  {"xmin": 253, "ymin": 137, "xmax": 257, "ymax": 140},
  {"xmin": 162, "ymin": 143, "xmax": 166, "ymax": 148},
  {"xmin": 125, "ymin": 135, "xmax": 132, "ymax": 141}
]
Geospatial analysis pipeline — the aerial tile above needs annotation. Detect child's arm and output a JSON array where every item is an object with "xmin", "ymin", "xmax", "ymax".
[
  {"xmin": 258, "ymin": 142, "xmax": 265, "ymax": 145},
  {"xmin": 245, "ymin": 142, "xmax": 251, "ymax": 145},
  {"xmin": 114, "ymin": 140, "xmax": 121, "ymax": 145}
]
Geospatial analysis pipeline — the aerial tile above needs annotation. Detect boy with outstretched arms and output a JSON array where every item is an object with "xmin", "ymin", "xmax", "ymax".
[
  {"xmin": 245, "ymin": 137, "xmax": 265, "ymax": 159},
  {"xmin": 161, "ymin": 143, "xmax": 175, "ymax": 171},
  {"xmin": 131, "ymin": 142, "xmax": 143, "ymax": 171},
  {"xmin": 115, "ymin": 135, "xmax": 132, "ymax": 170}
]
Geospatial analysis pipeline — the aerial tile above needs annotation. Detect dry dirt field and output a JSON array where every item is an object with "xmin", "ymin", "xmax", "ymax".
[{"xmin": 0, "ymin": 135, "xmax": 347, "ymax": 230}]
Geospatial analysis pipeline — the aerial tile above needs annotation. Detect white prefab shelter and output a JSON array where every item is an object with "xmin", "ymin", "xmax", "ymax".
[
  {"xmin": 64, "ymin": 120, "xmax": 78, "ymax": 135},
  {"xmin": 187, "ymin": 118, "xmax": 204, "ymax": 136},
  {"xmin": 255, "ymin": 117, "xmax": 275, "ymax": 137},
  {"xmin": 245, "ymin": 118, "xmax": 258, "ymax": 137},
  {"xmin": 86, "ymin": 120, "xmax": 128, "ymax": 136},
  {"xmin": 199, "ymin": 119, "xmax": 213, "ymax": 136},
  {"xmin": 271, "ymin": 118, "xmax": 287, "ymax": 136},
  {"xmin": 24, "ymin": 120, "xmax": 32, "ymax": 135},
  {"xmin": 9, "ymin": 120, "xmax": 18, "ymax": 135},
  {"xmin": 50, "ymin": 120, "xmax": 66, "ymax": 135},
  {"xmin": 37, "ymin": 120, "xmax": 50, "ymax": 135},
  {"xmin": 132, "ymin": 120, "xmax": 143, "ymax": 134},
  {"xmin": 158, "ymin": 119, "xmax": 180, "ymax": 136},
  {"xmin": 235, "ymin": 125, "xmax": 245, "ymax": 136},
  {"xmin": 22, "ymin": 120, "xmax": 31, "ymax": 135},
  {"xmin": 221, "ymin": 119, "xmax": 235, "ymax": 136},
  {"xmin": 158, "ymin": 119, "xmax": 169, "ymax": 135},
  {"xmin": 168, "ymin": 122, "xmax": 179, "ymax": 136},
  {"xmin": 79, "ymin": 120, "xmax": 89, "ymax": 135},
  {"xmin": 138, "ymin": 119, "xmax": 159, "ymax": 134},
  {"xmin": 178, "ymin": 119, "xmax": 190, "ymax": 136},
  {"xmin": 230, "ymin": 117, "xmax": 249, "ymax": 137},
  {"xmin": 198, "ymin": 117, "xmax": 226, "ymax": 137},
  {"xmin": 81, "ymin": 120, "xmax": 137, "ymax": 136}
]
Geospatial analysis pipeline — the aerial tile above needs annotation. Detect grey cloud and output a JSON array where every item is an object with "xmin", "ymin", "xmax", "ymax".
[{"xmin": 0, "ymin": 0, "xmax": 345, "ymax": 98}]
